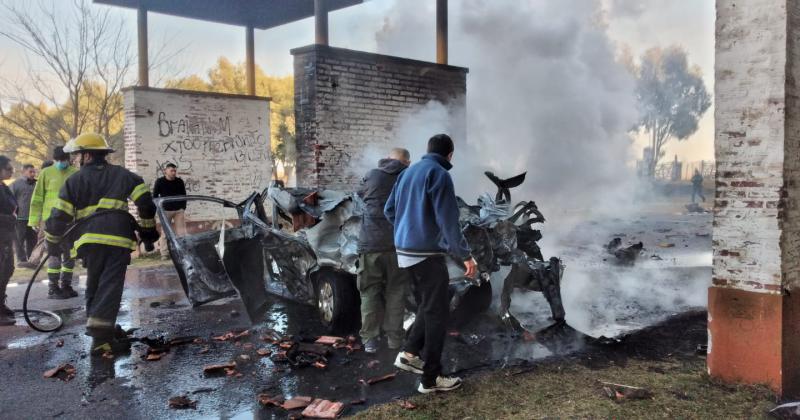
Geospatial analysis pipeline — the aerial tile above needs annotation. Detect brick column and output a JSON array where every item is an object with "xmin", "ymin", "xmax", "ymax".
[
  {"xmin": 292, "ymin": 45, "xmax": 467, "ymax": 190},
  {"xmin": 710, "ymin": 0, "xmax": 800, "ymax": 397}
]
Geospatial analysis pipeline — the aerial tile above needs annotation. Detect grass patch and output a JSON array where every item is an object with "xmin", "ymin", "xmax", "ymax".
[
  {"xmin": 10, "ymin": 253, "xmax": 172, "ymax": 282},
  {"xmin": 353, "ymin": 357, "xmax": 776, "ymax": 419}
]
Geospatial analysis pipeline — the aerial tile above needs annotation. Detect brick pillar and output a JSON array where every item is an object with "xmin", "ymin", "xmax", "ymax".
[
  {"xmin": 710, "ymin": 0, "xmax": 800, "ymax": 397},
  {"xmin": 292, "ymin": 45, "xmax": 467, "ymax": 190}
]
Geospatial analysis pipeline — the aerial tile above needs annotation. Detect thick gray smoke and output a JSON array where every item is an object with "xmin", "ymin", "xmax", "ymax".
[
  {"xmin": 369, "ymin": 0, "xmax": 710, "ymax": 339},
  {"xmin": 374, "ymin": 0, "xmax": 639, "ymax": 220}
]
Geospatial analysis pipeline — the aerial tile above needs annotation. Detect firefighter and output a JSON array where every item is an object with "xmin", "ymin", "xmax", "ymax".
[
  {"xmin": 45, "ymin": 133, "xmax": 159, "ymax": 354},
  {"xmin": 29, "ymin": 147, "xmax": 78, "ymax": 298}
]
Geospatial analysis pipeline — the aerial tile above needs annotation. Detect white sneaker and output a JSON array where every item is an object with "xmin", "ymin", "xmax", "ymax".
[
  {"xmin": 417, "ymin": 375, "xmax": 463, "ymax": 394},
  {"xmin": 394, "ymin": 352, "xmax": 424, "ymax": 374}
]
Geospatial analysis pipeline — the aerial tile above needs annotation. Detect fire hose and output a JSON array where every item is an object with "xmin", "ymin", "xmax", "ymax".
[{"xmin": 21, "ymin": 209, "xmax": 153, "ymax": 332}]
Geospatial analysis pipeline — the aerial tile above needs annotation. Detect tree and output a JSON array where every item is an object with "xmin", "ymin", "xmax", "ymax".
[
  {"xmin": 0, "ymin": 0, "xmax": 183, "ymax": 165},
  {"xmin": 634, "ymin": 46, "xmax": 711, "ymax": 177},
  {"xmin": 167, "ymin": 57, "xmax": 296, "ymax": 168}
]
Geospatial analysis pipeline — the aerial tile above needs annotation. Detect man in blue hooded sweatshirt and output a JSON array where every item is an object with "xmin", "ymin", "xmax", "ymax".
[{"xmin": 384, "ymin": 133, "xmax": 478, "ymax": 393}]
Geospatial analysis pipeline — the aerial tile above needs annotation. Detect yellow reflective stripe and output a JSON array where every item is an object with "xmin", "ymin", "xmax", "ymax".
[
  {"xmin": 139, "ymin": 218, "xmax": 156, "ymax": 229},
  {"xmin": 61, "ymin": 267, "xmax": 74, "ymax": 273},
  {"xmin": 45, "ymin": 232, "xmax": 62, "ymax": 243},
  {"xmin": 53, "ymin": 198, "xmax": 75, "ymax": 217},
  {"xmin": 71, "ymin": 233, "xmax": 137, "ymax": 257},
  {"xmin": 76, "ymin": 198, "xmax": 128, "ymax": 219},
  {"xmin": 46, "ymin": 268, "xmax": 61, "ymax": 274},
  {"xmin": 130, "ymin": 183, "xmax": 149, "ymax": 202},
  {"xmin": 87, "ymin": 317, "xmax": 115, "ymax": 328}
]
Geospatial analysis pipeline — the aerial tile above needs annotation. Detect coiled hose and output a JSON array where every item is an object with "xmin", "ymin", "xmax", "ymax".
[{"xmin": 21, "ymin": 210, "xmax": 148, "ymax": 332}]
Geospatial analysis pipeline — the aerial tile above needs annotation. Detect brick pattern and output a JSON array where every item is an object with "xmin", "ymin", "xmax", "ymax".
[
  {"xmin": 123, "ymin": 87, "xmax": 271, "ymax": 221},
  {"xmin": 292, "ymin": 45, "xmax": 467, "ymax": 190},
  {"xmin": 714, "ymin": 0, "xmax": 791, "ymax": 293}
]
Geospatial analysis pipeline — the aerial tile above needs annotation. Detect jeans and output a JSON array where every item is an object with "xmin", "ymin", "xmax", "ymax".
[
  {"xmin": 403, "ymin": 256, "xmax": 450, "ymax": 387},
  {"xmin": 14, "ymin": 220, "xmax": 36, "ymax": 262},
  {"xmin": 158, "ymin": 209, "xmax": 186, "ymax": 257}
]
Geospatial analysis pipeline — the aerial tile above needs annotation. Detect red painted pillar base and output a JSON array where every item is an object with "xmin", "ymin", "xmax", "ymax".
[{"xmin": 708, "ymin": 287, "xmax": 800, "ymax": 397}]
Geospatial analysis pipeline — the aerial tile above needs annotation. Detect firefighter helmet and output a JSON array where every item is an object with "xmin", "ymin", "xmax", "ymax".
[{"xmin": 63, "ymin": 133, "xmax": 114, "ymax": 153}]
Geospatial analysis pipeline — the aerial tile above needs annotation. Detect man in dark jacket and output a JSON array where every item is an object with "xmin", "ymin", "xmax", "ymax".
[
  {"xmin": 0, "ymin": 156, "xmax": 18, "ymax": 326},
  {"xmin": 152, "ymin": 163, "xmax": 187, "ymax": 259},
  {"xmin": 357, "ymin": 148, "xmax": 411, "ymax": 353},
  {"xmin": 691, "ymin": 169, "xmax": 705, "ymax": 203},
  {"xmin": 384, "ymin": 134, "xmax": 477, "ymax": 394},
  {"xmin": 10, "ymin": 164, "xmax": 37, "ymax": 266}
]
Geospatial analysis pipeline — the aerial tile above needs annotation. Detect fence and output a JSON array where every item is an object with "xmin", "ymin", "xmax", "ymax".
[{"xmin": 646, "ymin": 160, "xmax": 715, "ymax": 181}]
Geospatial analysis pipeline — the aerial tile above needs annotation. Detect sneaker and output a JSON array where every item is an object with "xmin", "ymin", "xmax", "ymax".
[
  {"xmin": 0, "ymin": 303, "xmax": 13, "ymax": 317},
  {"xmin": 417, "ymin": 375, "xmax": 463, "ymax": 394},
  {"xmin": 60, "ymin": 284, "xmax": 79, "ymax": 298},
  {"xmin": 363, "ymin": 338, "xmax": 379, "ymax": 354},
  {"xmin": 394, "ymin": 352, "xmax": 424, "ymax": 375}
]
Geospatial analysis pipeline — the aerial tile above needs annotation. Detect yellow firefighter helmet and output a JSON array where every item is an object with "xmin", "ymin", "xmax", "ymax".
[{"xmin": 63, "ymin": 133, "xmax": 114, "ymax": 153}]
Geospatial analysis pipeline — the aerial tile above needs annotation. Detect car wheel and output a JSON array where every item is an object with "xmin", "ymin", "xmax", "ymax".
[{"xmin": 315, "ymin": 270, "xmax": 360, "ymax": 334}]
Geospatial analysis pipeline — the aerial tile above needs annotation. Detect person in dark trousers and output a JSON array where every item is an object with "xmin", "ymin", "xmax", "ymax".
[
  {"xmin": 357, "ymin": 148, "xmax": 412, "ymax": 353},
  {"xmin": 10, "ymin": 164, "xmax": 37, "ymax": 267},
  {"xmin": 152, "ymin": 163, "xmax": 187, "ymax": 260},
  {"xmin": 384, "ymin": 134, "xmax": 478, "ymax": 394},
  {"xmin": 30, "ymin": 147, "xmax": 78, "ymax": 299},
  {"xmin": 691, "ymin": 169, "xmax": 705, "ymax": 203},
  {"xmin": 45, "ymin": 133, "xmax": 158, "ymax": 355},
  {"xmin": 0, "ymin": 156, "xmax": 18, "ymax": 326}
]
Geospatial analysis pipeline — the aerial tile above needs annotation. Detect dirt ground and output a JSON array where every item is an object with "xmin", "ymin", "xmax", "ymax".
[{"xmin": 354, "ymin": 312, "xmax": 778, "ymax": 419}]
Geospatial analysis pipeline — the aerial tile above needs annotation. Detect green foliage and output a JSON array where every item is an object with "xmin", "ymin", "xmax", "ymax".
[{"xmin": 634, "ymin": 46, "xmax": 711, "ymax": 177}]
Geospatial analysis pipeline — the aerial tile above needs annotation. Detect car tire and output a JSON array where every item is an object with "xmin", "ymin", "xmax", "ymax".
[{"xmin": 314, "ymin": 270, "xmax": 360, "ymax": 334}]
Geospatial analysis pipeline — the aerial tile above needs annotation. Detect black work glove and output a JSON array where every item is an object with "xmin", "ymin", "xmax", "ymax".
[{"xmin": 137, "ymin": 228, "xmax": 160, "ymax": 251}]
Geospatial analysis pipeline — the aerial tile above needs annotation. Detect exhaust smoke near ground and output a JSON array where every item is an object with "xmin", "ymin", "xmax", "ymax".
[{"xmin": 369, "ymin": 0, "xmax": 711, "ymax": 342}]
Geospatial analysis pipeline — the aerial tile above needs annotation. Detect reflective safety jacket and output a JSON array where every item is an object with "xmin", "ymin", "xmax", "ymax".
[
  {"xmin": 44, "ymin": 161, "xmax": 156, "ymax": 258},
  {"xmin": 28, "ymin": 165, "xmax": 78, "ymax": 227}
]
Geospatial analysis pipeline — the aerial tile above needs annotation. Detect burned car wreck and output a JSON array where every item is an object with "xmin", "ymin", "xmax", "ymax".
[{"xmin": 156, "ymin": 172, "xmax": 565, "ymax": 333}]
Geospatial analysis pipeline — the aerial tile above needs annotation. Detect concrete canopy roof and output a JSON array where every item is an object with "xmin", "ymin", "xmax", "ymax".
[{"xmin": 93, "ymin": 0, "xmax": 363, "ymax": 29}]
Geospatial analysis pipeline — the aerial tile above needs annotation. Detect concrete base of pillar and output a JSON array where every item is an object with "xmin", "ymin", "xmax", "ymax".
[{"xmin": 708, "ymin": 287, "xmax": 800, "ymax": 397}]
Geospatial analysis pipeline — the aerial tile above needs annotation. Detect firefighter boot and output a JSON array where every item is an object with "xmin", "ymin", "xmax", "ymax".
[
  {"xmin": 541, "ymin": 258, "xmax": 566, "ymax": 323},
  {"xmin": 48, "ymin": 282, "xmax": 67, "ymax": 300},
  {"xmin": 60, "ymin": 282, "xmax": 78, "ymax": 298},
  {"xmin": 88, "ymin": 328, "xmax": 131, "ymax": 356},
  {"xmin": 0, "ymin": 295, "xmax": 13, "ymax": 317},
  {"xmin": 0, "ymin": 295, "xmax": 14, "ymax": 326}
]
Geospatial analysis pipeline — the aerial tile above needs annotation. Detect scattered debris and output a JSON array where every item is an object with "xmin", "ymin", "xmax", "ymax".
[
  {"xmin": 198, "ymin": 346, "xmax": 210, "ymax": 355},
  {"xmin": 612, "ymin": 242, "xmax": 644, "ymax": 265},
  {"xmin": 605, "ymin": 237, "xmax": 622, "ymax": 252},
  {"xmin": 696, "ymin": 344, "xmax": 708, "ymax": 355},
  {"xmin": 238, "ymin": 354, "xmax": 251, "ymax": 362},
  {"xmin": 256, "ymin": 348, "xmax": 272, "ymax": 357},
  {"xmin": 348, "ymin": 398, "xmax": 366, "ymax": 405},
  {"xmin": 315, "ymin": 336, "xmax": 344, "ymax": 346},
  {"xmin": 770, "ymin": 402, "xmax": 800, "ymax": 419},
  {"xmin": 301, "ymin": 399, "xmax": 344, "ymax": 419},
  {"xmin": 654, "ymin": 228, "xmax": 672, "ymax": 233},
  {"xmin": 650, "ymin": 254, "xmax": 663, "ymax": 261},
  {"xmin": 149, "ymin": 301, "xmax": 161, "ymax": 308},
  {"xmin": 696, "ymin": 232, "xmax": 711, "ymax": 237},
  {"xmin": 397, "ymin": 399, "xmax": 417, "ymax": 410},
  {"xmin": 191, "ymin": 387, "xmax": 216, "ymax": 394},
  {"xmin": 168, "ymin": 336, "xmax": 199, "ymax": 346},
  {"xmin": 43, "ymin": 364, "xmax": 76, "ymax": 382},
  {"xmin": 212, "ymin": 330, "xmax": 250, "ymax": 342},
  {"xmin": 202, "ymin": 362, "xmax": 237, "ymax": 375},
  {"xmin": 146, "ymin": 353, "xmax": 163, "ymax": 361},
  {"xmin": 230, "ymin": 310, "xmax": 240, "ymax": 318},
  {"xmin": 55, "ymin": 339, "xmax": 64, "ymax": 348},
  {"xmin": 168, "ymin": 395, "xmax": 197, "ymax": 409},
  {"xmin": 360, "ymin": 372, "xmax": 396, "ymax": 386},
  {"xmin": 600, "ymin": 381, "xmax": 654, "ymax": 401},
  {"xmin": 658, "ymin": 242, "xmax": 675, "ymax": 248},
  {"xmin": 366, "ymin": 360, "xmax": 380, "ymax": 369},
  {"xmin": 282, "ymin": 396, "xmax": 314, "ymax": 410},
  {"xmin": 313, "ymin": 361, "xmax": 327, "ymax": 369},
  {"xmin": 257, "ymin": 394, "xmax": 284, "ymax": 407}
]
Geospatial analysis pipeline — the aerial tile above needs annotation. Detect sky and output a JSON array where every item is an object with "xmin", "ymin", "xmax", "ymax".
[{"xmin": 0, "ymin": 0, "xmax": 715, "ymax": 162}]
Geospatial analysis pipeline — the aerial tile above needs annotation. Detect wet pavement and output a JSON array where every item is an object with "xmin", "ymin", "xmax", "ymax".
[{"xmin": 0, "ymin": 209, "xmax": 712, "ymax": 419}]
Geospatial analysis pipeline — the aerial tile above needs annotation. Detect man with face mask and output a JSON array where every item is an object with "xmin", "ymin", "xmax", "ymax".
[
  {"xmin": 10, "ymin": 164, "xmax": 37, "ymax": 267},
  {"xmin": 45, "ymin": 133, "xmax": 158, "ymax": 355},
  {"xmin": 29, "ymin": 147, "xmax": 78, "ymax": 299}
]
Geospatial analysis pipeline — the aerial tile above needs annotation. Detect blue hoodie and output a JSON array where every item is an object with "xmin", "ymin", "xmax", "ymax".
[{"xmin": 384, "ymin": 153, "xmax": 472, "ymax": 261}]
